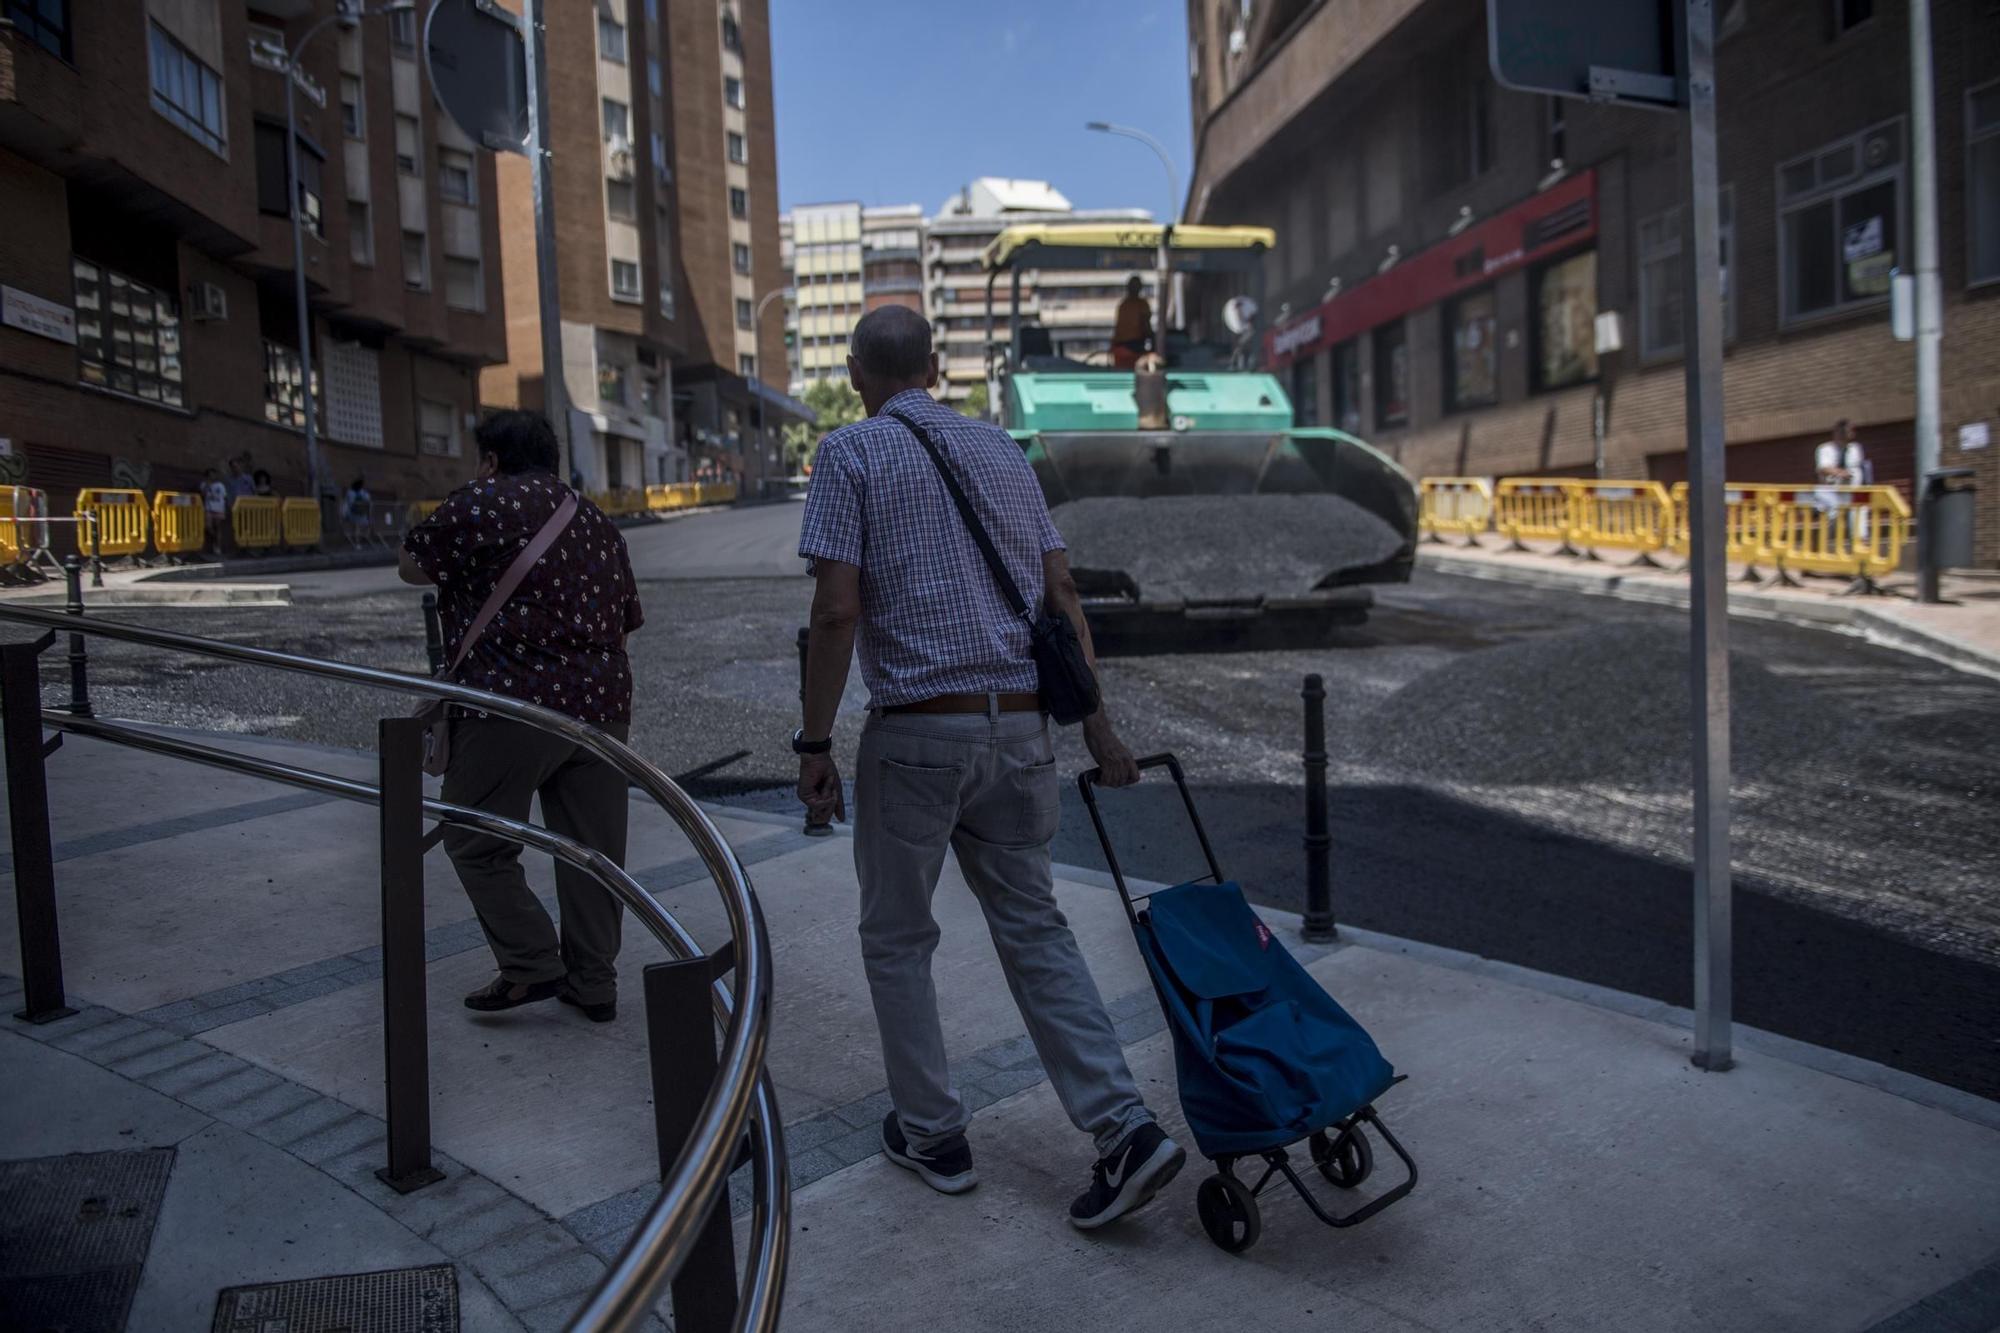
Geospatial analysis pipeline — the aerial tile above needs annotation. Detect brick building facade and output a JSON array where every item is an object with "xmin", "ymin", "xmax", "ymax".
[
  {"xmin": 0, "ymin": 1, "xmax": 506, "ymax": 520},
  {"xmin": 1185, "ymin": 0, "xmax": 2000, "ymax": 565}
]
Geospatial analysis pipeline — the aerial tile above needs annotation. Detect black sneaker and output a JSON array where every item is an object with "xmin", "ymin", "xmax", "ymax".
[
  {"xmin": 1069, "ymin": 1122, "xmax": 1185, "ymax": 1230},
  {"xmin": 880, "ymin": 1112, "xmax": 978, "ymax": 1195}
]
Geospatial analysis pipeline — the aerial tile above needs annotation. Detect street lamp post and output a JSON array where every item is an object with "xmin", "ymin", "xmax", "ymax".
[
  {"xmin": 751, "ymin": 286, "xmax": 790, "ymax": 497},
  {"xmin": 1086, "ymin": 120, "xmax": 1182, "ymax": 351},
  {"xmin": 285, "ymin": 0, "xmax": 413, "ymax": 508}
]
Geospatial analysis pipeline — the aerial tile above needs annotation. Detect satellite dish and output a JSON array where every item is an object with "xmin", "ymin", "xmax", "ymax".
[{"xmin": 1222, "ymin": 295, "xmax": 1259, "ymax": 335}]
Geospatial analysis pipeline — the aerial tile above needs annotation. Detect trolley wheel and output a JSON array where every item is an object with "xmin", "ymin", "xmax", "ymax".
[
  {"xmin": 1311, "ymin": 1126, "xmax": 1374, "ymax": 1189},
  {"xmin": 1195, "ymin": 1173, "xmax": 1261, "ymax": 1253}
]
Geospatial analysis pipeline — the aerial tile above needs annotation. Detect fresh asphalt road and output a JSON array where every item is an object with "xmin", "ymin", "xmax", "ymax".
[{"xmin": 48, "ymin": 499, "xmax": 2000, "ymax": 1100}]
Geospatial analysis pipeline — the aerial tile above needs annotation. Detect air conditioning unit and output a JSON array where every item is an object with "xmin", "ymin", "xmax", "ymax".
[
  {"xmin": 189, "ymin": 281, "xmax": 228, "ymax": 322},
  {"xmin": 608, "ymin": 147, "xmax": 634, "ymax": 179}
]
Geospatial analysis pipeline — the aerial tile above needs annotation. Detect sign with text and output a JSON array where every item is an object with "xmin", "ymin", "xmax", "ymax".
[{"xmin": 1, "ymin": 285, "xmax": 77, "ymax": 345}]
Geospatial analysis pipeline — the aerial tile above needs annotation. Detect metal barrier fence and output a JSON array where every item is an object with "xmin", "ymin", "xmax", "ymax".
[
  {"xmin": 1493, "ymin": 479, "xmax": 1577, "ymax": 551},
  {"xmin": 0, "ymin": 599, "xmax": 790, "ymax": 1331},
  {"xmin": 1, "ymin": 487, "xmax": 52, "ymax": 567},
  {"xmin": 1668, "ymin": 483, "xmax": 1780, "ymax": 576},
  {"xmin": 1568, "ymin": 480, "xmax": 1675, "ymax": 564},
  {"xmin": 1763, "ymin": 485, "xmax": 1911, "ymax": 586},
  {"xmin": 406, "ymin": 499, "xmax": 443, "ymax": 528},
  {"xmin": 74, "ymin": 488, "xmax": 150, "ymax": 559},
  {"xmin": 281, "ymin": 496, "xmax": 322, "ymax": 549},
  {"xmin": 152, "ymin": 492, "xmax": 206, "ymax": 557},
  {"xmin": 645, "ymin": 482, "xmax": 740, "ymax": 513},
  {"xmin": 232, "ymin": 496, "xmax": 283, "ymax": 551},
  {"xmin": 1417, "ymin": 478, "xmax": 1494, "ymax": 544}
]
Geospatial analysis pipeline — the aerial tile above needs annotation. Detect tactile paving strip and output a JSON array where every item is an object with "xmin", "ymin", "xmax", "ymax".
[
  {"xmin": 0, "ymin": 1146, "xmax": 175, "ymax": 1332},
  {"xmin": 211, "ymin": 1264, "xmax": 459, "ymax": 1333}
]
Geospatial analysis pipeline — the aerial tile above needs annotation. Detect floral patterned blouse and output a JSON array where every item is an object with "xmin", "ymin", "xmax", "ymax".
[{"xmin": 403, "ymin": 472, "xmax": 643, "ymax": 725}]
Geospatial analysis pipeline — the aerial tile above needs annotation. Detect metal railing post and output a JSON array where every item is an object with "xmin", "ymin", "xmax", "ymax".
[
  {"xmin": 798, "ymin": 625, "xmax": 832, "ymax": 838},
  {"xmin": 376, "ymin": 716, "xmax": 444, "ymax": 1193},
  {"xmin": 62, "ymin": 556, "xmax": 91, "ymax": 718},
  {"xmin": 421, "ymin": 592, "xmax": 446, "ymax": 676},
  {"xmin": 646, "ymin": 957, "xmax": 741, "ymax": 1332},
  {"xmin": 3, "ymin": 636, "xmax": 75, "ymax": 1022},
  {"xmin": 1301, "ymin": 674, "xmax": 1336, "ymax": 943}
]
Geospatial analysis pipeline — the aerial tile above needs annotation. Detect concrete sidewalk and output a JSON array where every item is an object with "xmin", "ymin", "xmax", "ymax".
[
  {"xmin": 3, "ymin": 726, "xmax": 1998, "ymax": 1331},
  {"xmin": 1418, "ymin": 535, "xmax": 2000, "ymax": 679}
]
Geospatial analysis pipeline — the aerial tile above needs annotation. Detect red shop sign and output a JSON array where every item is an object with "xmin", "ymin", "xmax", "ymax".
[{"xmin": 1264, "ymin": 168, "xmax": 1597, "ymax": 368}]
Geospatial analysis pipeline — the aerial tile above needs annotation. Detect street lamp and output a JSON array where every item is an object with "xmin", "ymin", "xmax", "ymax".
[
  {"xmin": 751, "ymin": 286, "xmax": 790, "ymax": 495},
  {"xmin": 1085, "ymin": 120, "xmax": 1182, "ymax": 352},
  {"xmin": 284, "ymin": 0, "xmax": 414, "ymax": 508}
]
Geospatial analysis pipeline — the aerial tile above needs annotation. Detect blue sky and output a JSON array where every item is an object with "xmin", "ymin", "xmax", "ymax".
[{"xmin": 769, "ymin": 0, "xmax": 1195, "ymax": 220}]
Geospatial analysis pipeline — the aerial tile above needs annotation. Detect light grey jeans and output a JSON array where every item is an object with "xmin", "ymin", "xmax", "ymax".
[{"xmin": 853, "ymin": 706, "xmax": 1152, "ymax": 1158}]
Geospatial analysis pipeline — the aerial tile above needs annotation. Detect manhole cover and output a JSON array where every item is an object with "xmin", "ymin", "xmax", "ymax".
[
  {"xmin": 0, "ymin": 1146, "xmax": 175, "ymax": 1332},
  {"xmin": 212, "ymin": 1264, "xmax": 459, "ymax": 1333}
]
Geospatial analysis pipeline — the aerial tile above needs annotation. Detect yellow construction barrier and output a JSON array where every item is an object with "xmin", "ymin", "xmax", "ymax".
[
  {"xmin": 75, "ymin": 488, "xmax": 150, "ymax": 559},
  {"xmin": 1764, "ymin": 485, "xmax": 1911, "ymax": 584},
  {"xmin": 232, "ymin": 496, "xmax": 282, "ymax": 551},
  {"xmin": 1418, "ymin": 478, "xmax": 1494, "ymax": 543},
  {"xmin": 151, "ymin": 491, "xmax": 206, "ymax": 557},
  {"xmin": 695, "ymin": 482, "xmax": 738, "ymax": 506},
  {"xmin": 1493, "ymin": 479, "xmax": 1577, "ymax": 549},
  {"xmin": 406, "ymin": 500, "xmax": 443, "ymax": 528},
  {"xmin": 1668, "ymin": 482, "xmax": 1781, "ymax": 574},
  {"xmin": 281, "ymin": 497, "xmax": 322, "ymax": 549},
  {"xmin": 647, "ymin": 483, "xmax": 694, "ymax": 511},
  {"xmin": 1567, "ymin": 480, "xmax": 1674, "ymax": 561},
  {"xmin": 0, "ymin": 487, "xmax": 50, "ymax": 567}
]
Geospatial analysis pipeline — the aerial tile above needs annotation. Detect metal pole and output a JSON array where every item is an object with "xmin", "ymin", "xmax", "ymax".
[
  {"xmin": 523, "ymin": 0, "xmax": 572, "ymax": 484},
  {"xmin": 62, "ymin": 555, "xmax": 91, "ymax": 719},
  {"xmin": 1910, "ymin": 0, "xmax": 1943, "ymax": 604},
  {"xmin": 798, "ymin": 626, "xmax": 832, "ymax": 838},
  {"xmin": 377, "ymin": 716, "xmax": 444, "ymax": 1192},
  {"xmin": 1300, "ymin": 674, "xmax": 1335, "ymax": 942},
  {"xmin": 645, "ymin": 957, "xmax": 741, "ymax": 1333},
  {"xmin": 3, "ymin": 638, "xmax": 74, "ymax": 1023},
  {"xmin": 1086, "ymin": 121, "xmax": 1182, "ymax": 331},
  {"xmin": 1681, "ymin": 0, "xmax": 1733, "ymax": 1072},
  {"xmin": 285, "ymin": 38, "xmax": 323, "ymax": 504}
]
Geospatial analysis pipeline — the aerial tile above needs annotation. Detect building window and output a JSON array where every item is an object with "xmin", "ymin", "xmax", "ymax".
[
  {"xmin": 736, "ymin": 297, "xmax": 754, "ymax": 328},
  {"xmin": 610, "ymin": 258, "xmax": 641, "ymax": 302},
  {"xmin": 606, "ymin": 177, "xmax": 637, "ymax": 220},
  {"xmin": 729, "ymin": 186, "xmax": 748, "ymax": 219},
  {"xmin": 598, "ymin": 359, "xmax": 628, "ymax": 406},
  {"xmin": 721, "ymin": 12, "xmax": 741, "ymax": 51},
  {"xmin": 1423, "ymin": 50, "xmax": 1491, "ymax": 197},
  {"xmin": 602, "ymin": 98, "xmax": 628, "ymax": 143},
  {"xmin": 739, "ymin": 353, "xmax": 756, "ymax": 377},
  {"xmin": 395, "ymin": 114, "xmax": 420, "ymax": 175},
  {"xmin": 1532, "ymin": 250, "xmax": 1599, "ymax": 390},
  {"xmin": 4, "ymin": 0, "xmax": 70, "ymax": 59},
  {"xmin": 1834, "ymin": 0, "xmax": 1872, "ymax": 34},
  {"xmin": 418, "ymin": 399, "xmax": 459, "ymax": 456},
  {"xmin": 149, "ymin": 21, "xmax": 225, "ymax": 154},
  {"xmin": 649, "ymin": 58, "xmax": 663, "ymax": 98},
  {"xmin": 659, "ymin": 279, "xmax": 675, "ymax": 319},
  {"xmin": 1969, "ymin": 81, "xmax": 2000, "ymax": 286},
  {"xmin": 1443, "ymin": 288, "xmax": 1499, "ymax": 411},
  {"xmin": 727, "ymin": 131, "xmax": 747, "ymax": 165},
  {"xmin": 402, "ymin": 231, "xmax": 428, "ymax": 289},
  {"xmin": 389, "ymin": 6, "xmax": 416, "ymax": 51},
  {"xmin": 1331, "ymin": 339, "xmax": 1362, "ymax": 435},
  {"xmin": 445, "ymin": 256, "xmax": 482, "ymax": 310},
  {"xmin": 340, "ymin": 75, "xmax": 364, "ymax": 139},
  {"xmin": 72, "ymin": 258, "xmax": 184, "ymax": 407},
  {"xmin": 598, "ymin": 14, "xmax": 627, "ymax": 63},
  {"xmin": 439, "ymin": 149, "xmax": 475, "ymax": 206},
  {"xmin": 733, "ymin": 242, "xmax": 752, "ymax": 273},
  {"xmin": 348, "ymin": 201, "xmax": 373, "ymax": 266},
  {"xmin": 253, "ymin": 122, "xmax": 322, "ymax": 236},
  {"xmin": 1373, "ymin": 321, "xmax": 1408, "ymax": 428},
  {"xmin": 1290, "ymin": 355, "xmax": 1319, "ymax": 427},
  {"xmin": 725, "ymin": 76, "xmax": 744, "ymax": 109},
  {"xmin": 651, "ymin": 132, "xmax": 668, "ymax": 175},
  {"xmin": 1777, "ymin": 119, "xmax": 1902, "ymax": 325},
  {"xmin": 1638, "ymin": 188, "xmax": 1737, "ymax": 360},
  {"xmin": 263, "ymin": 339, "xmax": 315, "ymax": 430}
]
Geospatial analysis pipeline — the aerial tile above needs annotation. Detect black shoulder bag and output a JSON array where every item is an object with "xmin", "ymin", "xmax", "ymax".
[{"xmin": 886, "ymin": 409, "xmax": 1101, "ymax": 726}]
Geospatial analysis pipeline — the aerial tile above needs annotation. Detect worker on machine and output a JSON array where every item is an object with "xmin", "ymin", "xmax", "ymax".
[{"xmin": 1110, "ymin": 275, "xmax": 1153, "ymax": 369}]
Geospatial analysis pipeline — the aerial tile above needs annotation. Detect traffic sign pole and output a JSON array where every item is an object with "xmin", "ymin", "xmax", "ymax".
[{"xmin": 521, "ymin": 0, "xmax": 571, "ymax": 484}]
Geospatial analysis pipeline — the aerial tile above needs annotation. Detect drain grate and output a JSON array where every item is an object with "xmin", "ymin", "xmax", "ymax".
[
  {"xmin": 212, "ymin": 1264, "xmax": 459, "ymax": 1333},
  {"xmin": 0, "ymin": 1146, "xmax": 176, "ymax": 1332}
]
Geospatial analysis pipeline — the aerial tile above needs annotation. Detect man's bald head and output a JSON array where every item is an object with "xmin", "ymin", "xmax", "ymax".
[{"xmin": 847, "ymin": 305, "xmax": 939, "ymax": 412}]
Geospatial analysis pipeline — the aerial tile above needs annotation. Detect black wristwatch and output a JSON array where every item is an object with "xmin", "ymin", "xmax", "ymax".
[{"xmin": 791, "ymin": 728, "xmax": 832, "ymax": 756}]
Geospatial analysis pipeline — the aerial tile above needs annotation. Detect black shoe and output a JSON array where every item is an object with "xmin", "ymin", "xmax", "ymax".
[
  {"xmin": 559, "ymin": 987, "xmax": 617, "ymax": 1023},
  {"xmin": 462, "ymin": 975, "xmax": 563, "ymax": 1012},
  {"xmin": 880, "ymin": 1112, "xmax": 978, "ymax": 1195},
  {"xmin": 1069, "ymin": 1122, "xmax": 1185, "ymax": 1230}
]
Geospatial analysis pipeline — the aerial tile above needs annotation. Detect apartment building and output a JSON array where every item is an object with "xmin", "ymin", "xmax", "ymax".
[
  {"xmin": 0, "ymin": 0, "xmax": 505, "ymax": 516},
  {"xmin": 780, "ymin": 200, "xmax": 926, "ymax": 391},
  {"xmin": 1184, "ymin": 0, "xmax": 2000, "ymax": 564},
  {"xmin": 926, "ymin": 178, "xmax": 1155, "ymax": 408}
]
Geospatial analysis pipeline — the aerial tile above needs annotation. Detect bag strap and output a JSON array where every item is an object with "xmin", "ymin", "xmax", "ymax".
[
  {"xmin": 885, "ymin": 409, "xmax": 1032, "ymax": 622},
  {"xmin": 444, "ymin": 490, "xmax": 579, "ymax": 677}
]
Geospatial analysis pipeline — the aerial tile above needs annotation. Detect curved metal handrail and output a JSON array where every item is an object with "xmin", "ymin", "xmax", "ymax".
[{"xmin": 0, "ymin": 604, "xmax": 787, "ymax": 1331}]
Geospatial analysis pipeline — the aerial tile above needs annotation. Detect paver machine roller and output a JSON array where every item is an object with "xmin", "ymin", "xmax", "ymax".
[{"xmin": 977, "ymin": 224, "xmax": 1418, "ymax": 652}]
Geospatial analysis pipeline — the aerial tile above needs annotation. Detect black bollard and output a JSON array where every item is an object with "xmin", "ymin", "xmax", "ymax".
[
  {"xmin": 420, "ymin": 591, "xmax": 446, "ymax": 676},
  {"xmin": 798, "ymin": 625, "xmax": 833, "ymax": 838},
  {"xmin": 1301, "ymin": 673, "xmax": 1335, "ymax": 942},
  {"xmin": 62, "ymin": 556, "xmax": 91, "ymax": 719}
]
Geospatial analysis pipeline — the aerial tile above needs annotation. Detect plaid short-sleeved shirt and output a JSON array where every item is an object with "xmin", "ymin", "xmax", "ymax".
[
  {"xmin": 798, "ymin": 387, "xmax": 1066, "ymax": 710},
  {"xmin": 403, "ymin": 472, "xmax": 643, "ymax": 725}
]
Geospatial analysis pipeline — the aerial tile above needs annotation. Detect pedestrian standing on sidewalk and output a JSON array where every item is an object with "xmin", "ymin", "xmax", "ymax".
[
  {"xmin": 794, "ymin": 304, "xmax": 1185, "ymax": 1230},
  {"xmin": 399, "ymin": 410, "xmax": 645, "ymax": 1024},
  {"xmin": 201, "ymin": 468, "xmax": 229, "ymax": 557}
]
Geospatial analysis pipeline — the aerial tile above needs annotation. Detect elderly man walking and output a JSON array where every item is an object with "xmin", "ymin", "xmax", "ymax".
[{"xmin": 794, "ymin": 305, "xmax": 1184, "ymax": 1230}]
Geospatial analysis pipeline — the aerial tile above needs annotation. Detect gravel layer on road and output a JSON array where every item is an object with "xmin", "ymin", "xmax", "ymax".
[{"xmin": 1050, "ymin": 494, "xmax": 1404, "ymax": 602}]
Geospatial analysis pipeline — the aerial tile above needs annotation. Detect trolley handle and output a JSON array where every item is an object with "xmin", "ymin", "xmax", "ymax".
[{"xmin": 1077, "ymin": 752, "xmax": 1227, "ymax": 920}]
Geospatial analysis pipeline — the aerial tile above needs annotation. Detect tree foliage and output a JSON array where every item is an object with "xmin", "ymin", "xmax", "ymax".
[
  {"xmin": 959, "ymin": 382, "xmax": 989, "ymax": 420},
  {"xmin": 782, "ymin": 379, "xmax": 865, "ymax": 471}
]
